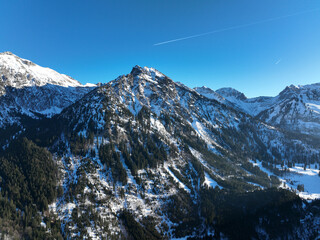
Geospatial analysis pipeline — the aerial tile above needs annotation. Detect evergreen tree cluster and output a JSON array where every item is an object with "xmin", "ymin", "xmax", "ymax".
[
  {"xmin": 200, "ymin": 187, "xmax": 303, "ymax": 239},
  {"xmin": 120, "ymin": 210, "xmax": 162, "ymax": 240},
  {"xmin": 99, "ymin": 143, "xmax": 127, "ymax": 184},
  {"xmin": 0, "ymin": 138, "xmax": 62, "ymax": 239}
]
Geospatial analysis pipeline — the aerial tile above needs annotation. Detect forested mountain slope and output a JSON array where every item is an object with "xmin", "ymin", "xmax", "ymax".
[{"xmin": 0, "ymin": 63, "xmax": 320, "ymax": 239}]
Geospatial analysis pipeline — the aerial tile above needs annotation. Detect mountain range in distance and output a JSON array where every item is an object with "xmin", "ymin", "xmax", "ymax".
[{"xmin": 0, "ymin": 51, "xmax": 320, "ymax": 239}]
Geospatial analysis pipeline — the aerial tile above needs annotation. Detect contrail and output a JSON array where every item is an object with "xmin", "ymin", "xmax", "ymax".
[
  {"xmin": 275, "ymin": 59, "xmax": 282, "ymax": 65},
  {"xmin": 154, "ymin": 8, "xmax": 320, "ymax": 46}
]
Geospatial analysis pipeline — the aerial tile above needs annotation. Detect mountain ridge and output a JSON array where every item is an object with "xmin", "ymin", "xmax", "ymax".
[
  {"xmin": 1, "ymin": 55, "xmax": 320, "ymax": 239},
  {"xmin": 0, "ymin": 52, "xmax": 97, "ymax": 146},
  {"xmin": 26, "ymin": 65, "xmax": 319, "ymax": 239},
  {"xmin": 195, "ymin": 82, "xmax": 320, "ymax": 136},
  {"xmin": 0, "ymin": 51, "xmax": 96, "ymax": 89}
]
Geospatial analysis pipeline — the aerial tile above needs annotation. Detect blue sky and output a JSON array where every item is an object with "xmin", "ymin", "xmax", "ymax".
[{"xmin": 1, "ymin": 0, "xmax": 320, "ymax": 97}]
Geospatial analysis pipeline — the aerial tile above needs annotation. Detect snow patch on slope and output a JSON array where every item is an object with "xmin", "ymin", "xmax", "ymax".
[{"xmin": 203, "ymin": 172, "xmax": 220, "ymax": 189}]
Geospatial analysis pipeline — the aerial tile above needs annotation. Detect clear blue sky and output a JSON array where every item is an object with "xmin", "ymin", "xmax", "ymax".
[{"xmin": 1, "ymin": 0, "xmax": 320, "ymax": 97}]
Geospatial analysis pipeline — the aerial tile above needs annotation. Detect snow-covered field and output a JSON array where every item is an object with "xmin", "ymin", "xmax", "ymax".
[
  {"xmin": 251, "ymin": 160, "xmax": 320, "ymax": 200},
  {"xmin": 281, "ymin": 164, "xmax": 320, "ymax": 200}
]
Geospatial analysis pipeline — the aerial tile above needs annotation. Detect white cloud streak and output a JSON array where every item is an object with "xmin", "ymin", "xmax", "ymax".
[
  {"xmin": 154, "ymin": 8, "xmax": 320, "ymax": 46},
  {"xmin": 275, "ymin": 59, "xmax": 282, "ymax": 65}
]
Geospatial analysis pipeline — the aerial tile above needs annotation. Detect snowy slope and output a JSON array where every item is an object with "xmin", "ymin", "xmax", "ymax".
[
  {"xmin": 258, "ymin": 84, "xmax": 320, "ymax": 135},
  {"xmin": 0, "ymin": 52, "xmax": 96, "ymax": 130},
  {"xmin": 194, "ymin": 86, "xmax": 226, "ymax": 103},
  {"xmin": 27, "ymin": 65, "xmax": 319, "ymax": 238},
  {"xmin": 196, "ymin": 84, "xmax": 320, "ymax": 136},
  {"xmin": 0, "ymin": 51, "xmax": 91, "ymax": 89},
  {"xmin": 0, "ymin": 64, "xmax": 315, "ymax": 239},
  {"xmin": 195, "ymin": 86, "xmax": 277, "ymax": 116},
  {"xmin": 215, "ymin": 87, "xmax": 277, "ymax": 116}
]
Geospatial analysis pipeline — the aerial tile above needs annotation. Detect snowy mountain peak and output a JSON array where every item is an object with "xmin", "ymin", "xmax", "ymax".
[
  {"xmin": 130, "ymin": 65, "xmax": 144, "ymax": 75},
  {"xmin": 278, "ymin": 85, "xmax": 300, "ymax": 99},
  {"xmin": 0, "ymin": 52, "xmax": 93, "ymax": 89},
  {"xmin": 0, "ymin": 52, "xmax": 97, "ymax": 127},
  {"xmin": 216, "ymin": 87, "xmax": 247, "ymax": 101},
  {"xmin": 289, "ymin": 84, "xmax": 299, "ymax": 89},
  {"xmin": 194, "ymin": 86, "xmax": 226, "ymax": 102},
  {"xmin": 130, "ymin": 65, "xmax": 165, "ymax": 83},
  {"xmin": 195, "ymin": 86, "xmax": 216, "ymax": 93},
  {"xmin": 0, "ymin": 51, "xmax": 15, "ymax": 56},
  {"xmin": 278, "ymin": 83, "xmax": 320, "ymax": 98}
]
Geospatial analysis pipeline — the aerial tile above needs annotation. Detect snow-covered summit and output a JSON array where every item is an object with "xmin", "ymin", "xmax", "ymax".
[
  {"xmin": 216, "ymin": 87, "xmax": 247, "ymax": 101},
  {"xmin": 0, "ymin": 51, "xmax": 94, "ymax": 88},
  {"xmin": 195, "ymin": 82, "xmax": 320, "ymax": 136},
  {"xmin": 130, "ymin": 65, "xmax": 165, "ymax": 84},
  {"xmin": 194, "ymin": 86, "xmax": 226, "ymax": 102},
  {"xmin": 0, "ymin": 52, "xmax": 97, "ymax": 130}
]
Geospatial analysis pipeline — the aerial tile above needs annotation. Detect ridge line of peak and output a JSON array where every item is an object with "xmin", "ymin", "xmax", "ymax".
[{"xmin": 0, "ymin": 51, "xmax": 15, "ymax": 55}]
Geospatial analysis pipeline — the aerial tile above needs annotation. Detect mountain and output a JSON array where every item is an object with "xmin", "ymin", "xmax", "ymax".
[
  {"xmin": 196, "ymin": 84, "xmax": 320, "ymax": 137},
  {"xmin": 0, "ymin": 52, "xmax": 96, "ymax": 146},
  {"xmin": 216, "ymin": 87, "xmax": 247, "ymax": 101},
  {"xmin": 258, "ymin": 84, "xmax": 320, "ymax": 135},
  {"xmin": 194, "ymin": 86, "xmax": 226, "ymax": 103},
  {"xmin": 0, "ymin": 63, "xmax": 320, "ymax": 239},
  {"xmin": 0, "ymin": 51, "xmax": 89, "ymax": 89},
  {"xmin": 14, "ymin": 65, "xmax": 318, "ymax": 239}
]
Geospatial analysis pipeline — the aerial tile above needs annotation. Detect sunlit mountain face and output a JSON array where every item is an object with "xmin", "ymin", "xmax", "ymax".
[{"xmin": 0, "ymin": 54, "xmax": 320, "ymax": 239}]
